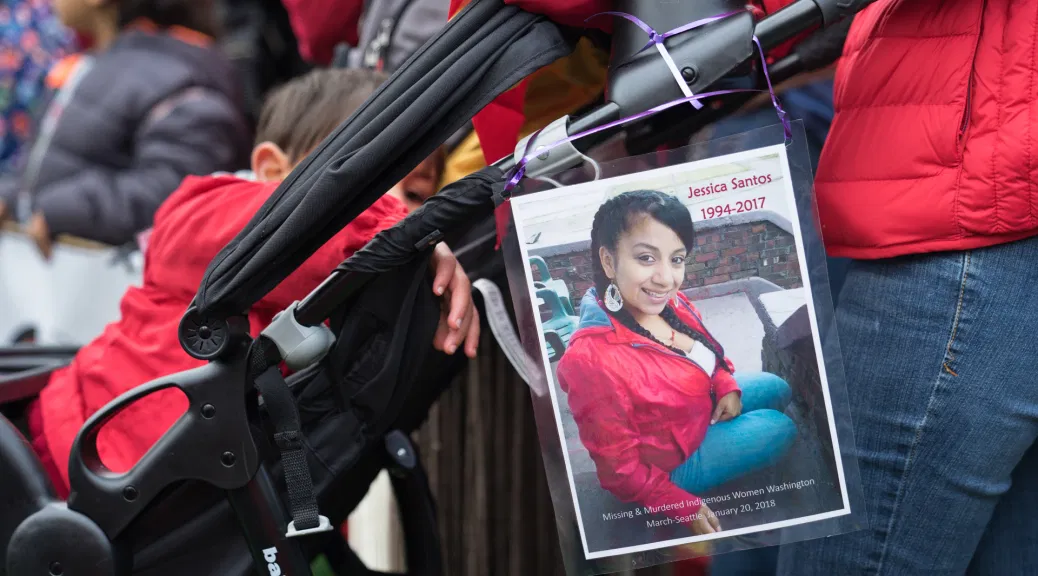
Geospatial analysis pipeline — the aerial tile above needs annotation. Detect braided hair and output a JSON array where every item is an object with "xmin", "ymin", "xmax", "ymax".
[{"xmin": 590, "ymin": 190, "xmax": 728, "ymax": 368}]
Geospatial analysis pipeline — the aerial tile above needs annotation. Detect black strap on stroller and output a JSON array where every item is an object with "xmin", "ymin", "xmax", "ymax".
[{"xmin": 0, "ymin": 0, "xmax": 871, "ymax": 574}]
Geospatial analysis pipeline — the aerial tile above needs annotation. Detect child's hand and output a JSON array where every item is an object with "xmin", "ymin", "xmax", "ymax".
[
  {"xmin": 27, "ymin": 211, "xmax": 53, "ymax": 261},
  {"xmin": 712, "ymin": 391, "xmax": 742, "ymax": 424},
  {"xmin": 429, "ymin": 243, "xmax": 480, "ymax": 358}
]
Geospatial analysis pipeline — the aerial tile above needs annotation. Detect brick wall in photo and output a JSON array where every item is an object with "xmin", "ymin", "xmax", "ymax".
[
  {"xmin": 686, "ymin": 221, "xmax": 802, "ymax": 289},
  {"xmin": 531, "ymin": 220, "xmax": 802, "ymax": 313}
]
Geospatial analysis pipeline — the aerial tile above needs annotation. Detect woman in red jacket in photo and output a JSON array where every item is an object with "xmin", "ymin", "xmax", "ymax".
[{"xmin": 555, "ymin": 190, "xmax": 797, "ymax": 536}]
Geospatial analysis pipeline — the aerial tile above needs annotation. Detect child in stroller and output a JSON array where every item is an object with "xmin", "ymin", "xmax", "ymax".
[{"xmin": 26, "ymin": 67, "xmax": 480, "ymax": 498}]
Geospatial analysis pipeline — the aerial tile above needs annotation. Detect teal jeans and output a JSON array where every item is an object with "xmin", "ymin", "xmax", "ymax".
[{"xmin": 670, "ymin": 372, "xmax": 797, "ymax": 493}]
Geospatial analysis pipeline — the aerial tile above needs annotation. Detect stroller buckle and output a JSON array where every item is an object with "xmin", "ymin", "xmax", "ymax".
[{"xmin": 286, "ymin": 515, "xmax": 333, "ymax": 538}]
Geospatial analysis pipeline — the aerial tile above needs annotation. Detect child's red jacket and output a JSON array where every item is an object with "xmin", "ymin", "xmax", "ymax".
[{"xmin": 32, "ymin": 174, "xmax": 408, "ymax": 491}]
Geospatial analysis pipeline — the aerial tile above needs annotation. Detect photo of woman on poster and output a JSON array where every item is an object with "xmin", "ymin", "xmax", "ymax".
[
  {"xmin": 510, "ymin": 146, "xmax": 853, "ymax": 560},
  {"xmin": 555, "ymin": 190, "xmax": 798, "ymax": 536}
]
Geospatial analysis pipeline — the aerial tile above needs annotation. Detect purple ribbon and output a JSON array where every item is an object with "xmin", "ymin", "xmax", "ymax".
[
  {"xmin": 505, "ymin": 88, "xmax": 762, "ymax": 190},
  {"xmin": 504, "ymin": 11, "xmax": 793, "ymax": 192},
  {"xmin": 753, "ymin": 35, "xmax": 792, "ymax": 141},
  {"xmin": 594, "ymin": 10, "xmax": 746, "ymax": 58},
  {"xmin": 587, "ymin": 11, "xmax": 741, "ymax": 110}
]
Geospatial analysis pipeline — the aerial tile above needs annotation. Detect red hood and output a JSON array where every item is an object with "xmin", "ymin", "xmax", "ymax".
[
  {"xmin": 143, "ymin": 174, "xmax": 277, "ymax": 303},
  {"xmin": 37, "ymin": 174, "xmax": 408, "ymax": 489}
]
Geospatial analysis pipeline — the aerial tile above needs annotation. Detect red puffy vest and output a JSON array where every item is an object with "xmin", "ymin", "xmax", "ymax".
[{"xmin": 819, "ymin": 0, "xmax": 1038, "ymax": 259}]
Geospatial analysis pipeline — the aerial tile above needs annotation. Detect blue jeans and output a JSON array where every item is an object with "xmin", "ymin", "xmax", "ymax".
[
  {"xmin": 671, "ymin": 373, "xmax": 797, "ymax": 493},
  {"xmin": 777, "ymin": 236, "xmax": 1038, "ymax": 575}
]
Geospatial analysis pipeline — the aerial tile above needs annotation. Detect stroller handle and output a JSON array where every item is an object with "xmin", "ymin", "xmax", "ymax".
[
  {"xmin": 493, "ymin": 0, "xmax": 863, "ymax": 174},
  {"xmin": 291, "ymin": 0, "xmax": 867, "ymax": 329}
]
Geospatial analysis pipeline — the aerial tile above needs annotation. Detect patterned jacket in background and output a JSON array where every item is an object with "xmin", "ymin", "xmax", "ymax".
[
  {"xmin": 0, "ymin": 0, "xmax": 74, "ymax": 175},
  {"xmin": 0, "ymin": 24, "xmax": 252, "ymax": 246}
]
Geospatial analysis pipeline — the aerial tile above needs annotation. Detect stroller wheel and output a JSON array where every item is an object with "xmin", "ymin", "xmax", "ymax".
[{"xmin": 7, "ymin": 504, "xmax": 126, "ymax": 575}]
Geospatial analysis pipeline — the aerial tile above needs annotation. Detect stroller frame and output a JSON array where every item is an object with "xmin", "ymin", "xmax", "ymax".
[{"xmin": 1, "ymin": 0, "xmax": 870, "ymax": 574}]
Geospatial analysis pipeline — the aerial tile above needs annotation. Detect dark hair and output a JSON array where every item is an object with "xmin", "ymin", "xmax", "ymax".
[
  {"xmin": 118, "ymin": 0, "xmax": 220, "ymax": 38},
  {"xmin": 589, "ymin": 190, "xmax": 728, "ymax": 367},
  {"xmin": 255, "ymin": 68, "xmax": 389, "ymax": 161}
]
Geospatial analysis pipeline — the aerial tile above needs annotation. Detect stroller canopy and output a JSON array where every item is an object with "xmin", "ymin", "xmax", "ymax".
[
  {"xmin": 193, "ymin": 0, "xmax": 814, "ymax": 320},
  {"xmin": 193, "ymin": 0, "xmax": 573, "ymax": 319}
]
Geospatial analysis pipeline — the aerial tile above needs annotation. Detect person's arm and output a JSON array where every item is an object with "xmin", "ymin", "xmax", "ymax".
[
  {"xmin": 711, "ymin": 357, "xmax": 741, "ymax": 400},
  {"xmin": 32, "ymin": 88, "xmax": 248, "ymax": 246},
  {"xmin": 252, "ymin": 194, "xmax": 480, "ymax": 357},
  {"xmin": 557, "ymin": 350, "xmax": 705, "ymax": 520}
]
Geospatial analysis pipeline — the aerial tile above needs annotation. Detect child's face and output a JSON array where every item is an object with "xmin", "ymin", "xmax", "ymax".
[{"xmin": 387, "ymin": 153, "xmax": 442, "ymax": 213}]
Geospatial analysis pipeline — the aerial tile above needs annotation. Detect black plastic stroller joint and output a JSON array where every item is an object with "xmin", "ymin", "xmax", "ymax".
[
  {"xmin": 178, "ymin": 305, "xmax": 250, "ymax": 361},
  {"xmin": 260, "ymin": 302, "xmax": 336, "ymax": 371},
  {"xmin": 605, "ymin": 0, "xmax": 757, "ymax": 119}
]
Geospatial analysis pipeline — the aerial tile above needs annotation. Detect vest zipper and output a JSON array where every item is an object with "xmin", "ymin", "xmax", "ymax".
[
  {"xmin": 958, "ymin": 4, "xmax": 985, "ymax": 144},
  {"xmin": 958, "ymin": 62, "xmax": 975, "ymax": 142},
  {"xmin": 959, "ymin": 79, "xmax": 972, "ymax": 138}
]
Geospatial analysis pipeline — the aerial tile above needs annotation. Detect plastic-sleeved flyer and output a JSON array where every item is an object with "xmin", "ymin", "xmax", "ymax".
[{"xmin": 500, "ymin": 122, "xmax": 867, "ymax": 575}]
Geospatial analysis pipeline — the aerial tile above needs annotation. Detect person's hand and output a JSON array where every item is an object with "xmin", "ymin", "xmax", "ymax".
[
  {"xmin": 691, "ymin": 502, "xmax": 722, "ymax": 535},
  {"xmin": 712, "ymin": 391, "xmax": 742, "ymax": 424},
  {"xmin": 429, "ymin": 242, "xmax": 480, "ymax": 358},
  {"xmin": 27, "ymin": 211, "xmax": 53, "ymax": 260}
]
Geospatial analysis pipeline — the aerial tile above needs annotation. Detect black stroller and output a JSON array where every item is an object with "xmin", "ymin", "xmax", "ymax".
[{"xmin": 0, "ymin": 0, "xmax": 868, "ymax": 574}]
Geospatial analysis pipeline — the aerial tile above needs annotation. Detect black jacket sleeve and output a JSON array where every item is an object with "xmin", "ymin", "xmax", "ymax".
[{"xmin": 33, "ymin": 87, "xmax": 249, "ymax": 245}]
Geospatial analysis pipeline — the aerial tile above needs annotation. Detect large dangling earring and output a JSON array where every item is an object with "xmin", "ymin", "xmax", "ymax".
[{"xmin": 604, "ymin": 282, "xmax": 623, "ymax": 312}]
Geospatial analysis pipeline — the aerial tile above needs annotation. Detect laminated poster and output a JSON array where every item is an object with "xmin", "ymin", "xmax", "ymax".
[{"xmin": 509, "ymin": 142, "xmax": 853, "ymax": 562}]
